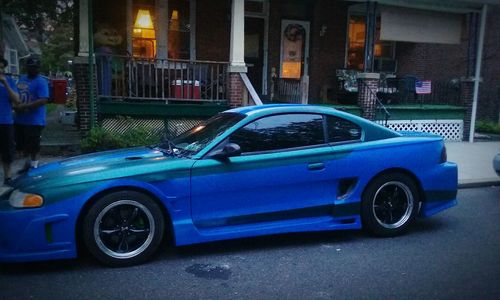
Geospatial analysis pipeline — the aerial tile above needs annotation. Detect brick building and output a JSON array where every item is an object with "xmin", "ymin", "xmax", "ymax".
[{"xmin": 74, "ymin": 0, "xmax": 499, "ymax": 141}]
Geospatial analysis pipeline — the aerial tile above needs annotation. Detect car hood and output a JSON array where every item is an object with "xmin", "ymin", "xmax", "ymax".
[{"xmin": 12, "ymin": 147, "xmax": 192, "ymax": 190}]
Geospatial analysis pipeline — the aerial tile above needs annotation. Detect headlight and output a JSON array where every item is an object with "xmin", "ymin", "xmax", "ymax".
[{"xmin": 9, "ymin": 190, "xmax": 44, "ymax": 208}]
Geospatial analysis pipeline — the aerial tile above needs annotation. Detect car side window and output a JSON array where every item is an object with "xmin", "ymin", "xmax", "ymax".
[
  {"xmin": 230, "ymin": 114, "xmax": 326, "ymax": 153},
  {"xmin": 326, "ymin": 116, "xmax": 362, "ymax": 143}
]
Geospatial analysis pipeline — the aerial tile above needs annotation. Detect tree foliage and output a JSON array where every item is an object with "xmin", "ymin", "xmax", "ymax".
[
  {"xmin": 2, "ymin": 0, "xmax": 74, "ymax": 38},
  {"xmin": 2, "ymin": 0, "xmax": 75, "ymax": 73}
]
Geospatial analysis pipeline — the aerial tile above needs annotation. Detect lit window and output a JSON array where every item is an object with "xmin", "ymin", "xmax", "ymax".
[
  {"xmin": 168, "ymin": 0, "xmax": 190, "ymax": 59},
  {"xmin": 133, "ymin": 7, "xmax": 156, "ymax": 58},
  {"xmin": 347, "ymin": 15, "xmax": 394, "ymax": 70}
]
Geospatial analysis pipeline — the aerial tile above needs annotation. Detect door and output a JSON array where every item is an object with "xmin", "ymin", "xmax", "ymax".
[
  {"xmin": 280, "ymin": 20, "xmax": 310, "ymax": 79},
  {"xmin": 245, "ymin": 17, "xmax": 265, "ymax": 95},
  {"xmin": 190, "ymin": 113, "xmax": 337, "ymax": 229}
]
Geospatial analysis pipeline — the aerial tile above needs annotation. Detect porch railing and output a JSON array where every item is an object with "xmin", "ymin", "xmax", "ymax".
[
  {"xmin": 270, "ymin": 76, "xmax": 309, "ymax": 104},
  {"xmin": 95, "ymin": 54, "xmax": 228, "ymax": 102}
]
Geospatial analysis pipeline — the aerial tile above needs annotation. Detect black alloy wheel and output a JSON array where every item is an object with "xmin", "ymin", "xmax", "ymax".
[
  {"xmin": 361, "ymin": 173, "xmax": 419, "ymax": 237},
  {"xmin": 83, "ymin": 191, "xmax": 165, "ymax": 267}
]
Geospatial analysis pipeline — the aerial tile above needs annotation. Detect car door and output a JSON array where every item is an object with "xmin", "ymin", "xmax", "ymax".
[{"xmin": 190, "ymin": 113, "xmax": 338, "ymax": 229}]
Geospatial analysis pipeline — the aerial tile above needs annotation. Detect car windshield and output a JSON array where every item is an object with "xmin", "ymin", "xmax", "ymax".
[{"xmin": 171, "ymin": 112, "xmax": 245, "ymax": 155}]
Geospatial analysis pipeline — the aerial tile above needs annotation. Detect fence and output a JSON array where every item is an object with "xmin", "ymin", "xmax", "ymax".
[{"xmin": 95, "ymin": 54, "xmax": 229, "ymax": 102}]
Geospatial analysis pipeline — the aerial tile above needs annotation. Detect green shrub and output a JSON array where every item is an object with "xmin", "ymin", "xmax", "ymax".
[
  {"xmin": 475, "ymin": 120, "xmax": 500, "ymax": 134},
  {"xmin": 81, "ymin": 126, "xmax": 161, "ymax": 153}
]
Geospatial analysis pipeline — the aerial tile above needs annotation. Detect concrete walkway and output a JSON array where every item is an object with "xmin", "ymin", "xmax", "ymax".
[{"xmin": 446, "ymin": 141, "xmax": 500, "ymax": 188}]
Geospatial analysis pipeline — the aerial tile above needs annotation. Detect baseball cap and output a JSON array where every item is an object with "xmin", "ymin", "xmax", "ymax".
[{"xmin": 26, "ymin": 57, "xmax": 41, "ymax": 67}]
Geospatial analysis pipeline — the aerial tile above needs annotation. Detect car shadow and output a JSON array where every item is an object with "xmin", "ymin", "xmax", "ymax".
[{"xmin": 167, "ymin": 229, "xmax": 365, "ymax": 259}]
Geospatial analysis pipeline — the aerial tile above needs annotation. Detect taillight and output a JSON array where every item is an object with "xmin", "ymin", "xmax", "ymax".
[{"xmin": 440, "ymin": 146, "xmax": 447, "ymax": 163}]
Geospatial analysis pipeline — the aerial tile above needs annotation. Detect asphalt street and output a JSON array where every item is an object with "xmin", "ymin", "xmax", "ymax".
[{"xmin": 0, "ymin": 187, "xmax": 499, "ymax": 300}]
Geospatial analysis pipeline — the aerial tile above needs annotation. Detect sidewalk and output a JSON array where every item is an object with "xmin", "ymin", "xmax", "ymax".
[
  {"xmin": 1, "ymin": 141, "xmax": 499, "ymax": 188},
  {"xmin": 446, "ymin": 141, "xmax": 500, "ymax": 188}
]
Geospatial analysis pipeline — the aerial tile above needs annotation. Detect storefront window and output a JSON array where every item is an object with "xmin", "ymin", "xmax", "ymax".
[
  {"xmin": 168, "ymin": 0, "xmax": 190, "ymax": 59},
  {"xmin": 347, "ymin": 15, "xmax": 394, "ymax": 70}
]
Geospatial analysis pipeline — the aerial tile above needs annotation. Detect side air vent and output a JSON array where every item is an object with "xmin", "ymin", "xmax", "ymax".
[{"xmin": 337, "ymin": 178, "xmax": 358, "ymax": 200}]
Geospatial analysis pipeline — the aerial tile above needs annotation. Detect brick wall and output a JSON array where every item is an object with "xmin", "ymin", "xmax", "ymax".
[
  {"xmin": 357, "ymin": 76, "xmax": 379, "ymax": 120},
  {"xmin": 196, "ymin": 0, "xmax": 230, "ymax": 61},
  {"xmin": 73, "ymin": 59, "xmax": 97, "ymax": 134},
  {"xmin": 461, "ymin": 79, "xmax": 474, "ymax": 141},
  {"xmin": 477, "ymin": 5, "xmax": 500, "ymax": 122},
  {"xmin": 227, "ymin": 73, "xmax": 244, "ymax": 108}
]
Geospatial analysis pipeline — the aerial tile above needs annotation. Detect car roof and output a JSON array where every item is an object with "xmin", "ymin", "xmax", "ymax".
[{"xmin": 226, "ymin": 104, "xmax": 399, "ymax": 140}]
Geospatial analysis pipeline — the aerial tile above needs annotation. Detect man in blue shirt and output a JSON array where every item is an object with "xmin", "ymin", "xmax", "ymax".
[
  {"xmin": 0, "ymin": 58, "xmax": 20, "ymax": 185},
  {"xmin": 14, "ymin": 57, "xmax": 49, "ymax": 173}
]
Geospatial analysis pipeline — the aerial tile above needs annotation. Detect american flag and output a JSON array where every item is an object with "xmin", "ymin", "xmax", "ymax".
[{"xmin": 415, "ymin": 80, "xmax": 432, "ymax": 94}]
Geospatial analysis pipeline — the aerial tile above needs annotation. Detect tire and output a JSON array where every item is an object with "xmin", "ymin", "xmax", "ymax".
[
  {"xmin": 361, "ymin": 173, "xmax": 420, "ymax": 237},
  {"xmin": 83, "ymin": 190, "xmax": 165, "ymax": 267}
]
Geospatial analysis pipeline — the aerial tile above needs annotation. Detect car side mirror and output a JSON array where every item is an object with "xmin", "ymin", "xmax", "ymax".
[{"xmin": 209, "ymin": 143, "xmax": 242, "ymax": 160}]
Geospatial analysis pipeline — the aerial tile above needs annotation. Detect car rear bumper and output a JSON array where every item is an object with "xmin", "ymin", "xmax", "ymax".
[
  {"xmin": 0, "ymin": 200, "xmax": 78, "ymax": 263},
  {"xmin": 419, "ymin": 162, "xmax": 458, "ymax": 218}
]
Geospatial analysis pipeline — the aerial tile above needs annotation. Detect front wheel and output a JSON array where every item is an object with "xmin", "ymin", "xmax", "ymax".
[
  {"xmin": 361, "ymin": 173, "xmax": 420, "ymax": 237},
  {"xmin": 83, "ymin": 191, "xmax": 165, "ymax": 267}
]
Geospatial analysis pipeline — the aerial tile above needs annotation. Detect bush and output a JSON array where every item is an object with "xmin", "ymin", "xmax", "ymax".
[
  {"xmin": 475, "ymin": 120, "xmax": 500, "ymax": 134},
  {"xmin": 81, "ymin": 126, "xmax": 161, "ymax": 153}
]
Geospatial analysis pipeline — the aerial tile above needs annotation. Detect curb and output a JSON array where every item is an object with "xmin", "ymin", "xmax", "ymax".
[{"xmin": 458, "ymin": 180, "xmax": 500, "ymax": 189}]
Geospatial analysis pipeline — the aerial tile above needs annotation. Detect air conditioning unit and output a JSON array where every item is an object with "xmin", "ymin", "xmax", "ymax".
[{"xmin": 374, "ymin": 58, "xmax": 397, "ymax": 73}]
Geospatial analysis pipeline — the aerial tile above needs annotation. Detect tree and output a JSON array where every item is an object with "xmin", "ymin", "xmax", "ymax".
[
  {"xmin": 2, "ymin": 0, "xmax": 75, "ymax": 73},
  {"xmin": 40, "ymin": 22, "xmax": 74, "ymax": 74},
  {"xmin": 2, "ymin": 0, "xmax": 74, "ymax": 41}
]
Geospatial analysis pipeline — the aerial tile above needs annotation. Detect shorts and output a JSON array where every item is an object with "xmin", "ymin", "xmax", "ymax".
[
  {"xmin": 15, "ymin": 124, "xmax": 44, "ymax": 154},
  {"xmin": 0, "ymin": 124, "xmax": 15, "ymax": 163}
]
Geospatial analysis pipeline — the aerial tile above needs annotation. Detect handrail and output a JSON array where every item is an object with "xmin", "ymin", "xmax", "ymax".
[{"xmin": 240, "ymin": 72, "xmax": 263, "ymax": 105}]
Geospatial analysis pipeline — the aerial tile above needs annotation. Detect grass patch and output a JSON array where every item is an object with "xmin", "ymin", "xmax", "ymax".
[{"xmin": 476, "ymin": 120, "xmax": 500, "ymax": 134}]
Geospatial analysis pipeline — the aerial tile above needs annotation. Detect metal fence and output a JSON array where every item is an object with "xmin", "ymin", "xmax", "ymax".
[{"xmin": 95, "ymin": 54, "xmax": 228, "ymax": 102}]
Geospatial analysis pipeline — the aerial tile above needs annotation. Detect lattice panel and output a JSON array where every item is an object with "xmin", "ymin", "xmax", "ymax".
[
  {"xmin": 387, "ymin": 120, "xmax": 463, "ymax": 141},
  {"xmin": 101, "ymin": 118, "xmax": 203, "ymax": 138},
  {"xmin": 167, "ymin": 119, "xmax": 203, "ymax": 136}
]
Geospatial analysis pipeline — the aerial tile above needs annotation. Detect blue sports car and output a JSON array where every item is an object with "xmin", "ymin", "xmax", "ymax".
[{"xmin": 0, "ymin": 105, "xmax": 457, "ymax": 266}]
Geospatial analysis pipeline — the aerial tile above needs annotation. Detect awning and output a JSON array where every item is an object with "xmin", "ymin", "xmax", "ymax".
[{"xmin": 379, "ymin": 6, "xmax": 463, "ymax": 44}]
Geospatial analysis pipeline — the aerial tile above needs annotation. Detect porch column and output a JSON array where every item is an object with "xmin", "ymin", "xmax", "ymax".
[
  {"xmin": 156, "ymin": 0, "xmax": 168, "ymax": 60},
  {"xmin": 469, "ymin": 4, "xmax": 488, "ymax": 143},
  {"xmin": 364, "ymin": 1, "xmax": 377, "ymax": 72},
  {"xmin": 357, "ymin": 73, "xmax": 380, "ymax": 120},
  {"xmin": 227, "ymin": 0, "xmax": 247, "ymax": 107},
  {"xmin": 78, "ymin": 0, "xmax": 89, "ymax": 56}
]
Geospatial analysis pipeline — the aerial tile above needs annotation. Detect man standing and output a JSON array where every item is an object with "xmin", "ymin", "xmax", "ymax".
[
  {"xmin": 0, "ymin": 58, "xmax": 20, "ymax": 185},
  {"xmin": 15, "ymin": 57, "xmax": 49, "ymax": 173}
]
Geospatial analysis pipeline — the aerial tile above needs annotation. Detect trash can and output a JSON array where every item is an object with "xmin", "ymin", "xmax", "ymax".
[{"xmin": 51, "ymin": 79, "xmax": 68, "ymax": 104}]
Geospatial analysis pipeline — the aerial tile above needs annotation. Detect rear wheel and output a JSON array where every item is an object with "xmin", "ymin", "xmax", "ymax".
[
  {"xmin": 83, "ymin": 191, "xmax": 165, "ymax": 266},
  {"xmin": 361, "ymin": 173, "xmax": 419, "ymax": 237}
]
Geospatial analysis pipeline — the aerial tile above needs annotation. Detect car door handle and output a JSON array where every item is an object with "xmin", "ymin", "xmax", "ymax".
[{"xmin": 308, "ymin": 162, "xmax": 325, "ymax": 171}]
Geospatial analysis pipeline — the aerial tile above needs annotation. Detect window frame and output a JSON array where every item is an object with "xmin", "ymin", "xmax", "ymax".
[{"xmin": 344, "ymin": 4, "xmax": 396, "ymax": 70}]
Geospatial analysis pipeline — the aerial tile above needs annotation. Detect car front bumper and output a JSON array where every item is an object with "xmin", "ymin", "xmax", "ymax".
[{"xmin": 0, "ymin": 196, "xmax": 78, "ymax": 263}]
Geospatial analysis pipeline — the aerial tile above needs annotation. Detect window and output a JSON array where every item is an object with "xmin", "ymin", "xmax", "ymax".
[
  {"xmin": 346, "ymin": 14, "xmax": 394, "ymax": 70},
  {"xmin": 132, "ymin": 5, "xmax": 156, "ymax": 58},
  {"xmin": 168, "ymin": 0, "xmax": 191, "ymax": 59},
  {"xmin": 131, "ymin": 0, "xmax": 192, "ymax": 59},
  {"xmin": 7, "ymin": 48, "xmax": 18, "ymax": 74},
  {"xmin": 230, "ymin": 114, "xmax": 325, "ymax": 153},
  {"xmin": 327, "ymin": 116, "xmax": 362, "ymax": 143}
]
